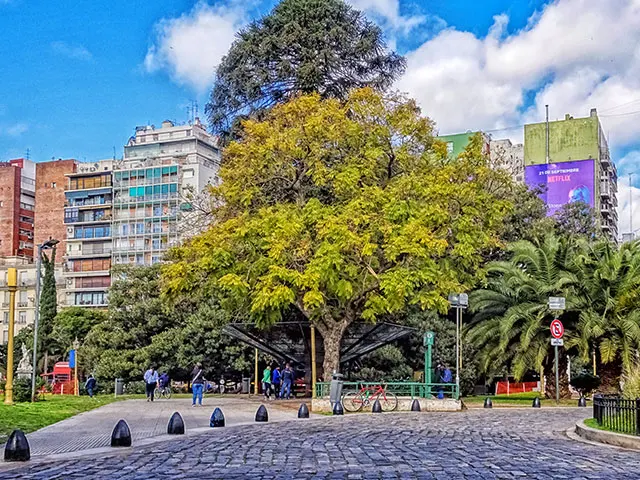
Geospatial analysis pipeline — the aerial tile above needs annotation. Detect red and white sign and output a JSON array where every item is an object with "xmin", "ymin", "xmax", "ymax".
[{"xmin": 550, "ymin": 319, "xmax": 564, "ymax": 339}]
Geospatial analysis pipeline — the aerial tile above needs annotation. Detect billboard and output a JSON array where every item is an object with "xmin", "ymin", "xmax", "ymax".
[{"xmin": 525, "ymin": 159, "xmax": 595, "ymax": 216}]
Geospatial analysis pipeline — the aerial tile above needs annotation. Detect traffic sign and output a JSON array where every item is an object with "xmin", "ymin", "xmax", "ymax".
[
  {"xmin": 551, "ymin": 338, "xmax": 564, "ymax": 346},
  {"xmin": 550, "ymin": 319, "xmax": 564, "ymax": 339},
  {"xmin": 423, "ymin": 331, "xmax": 435, "ymax": 346},
  {"xmin": 548, "ymin": 296, "xmax": 566, "ymax": 310}
]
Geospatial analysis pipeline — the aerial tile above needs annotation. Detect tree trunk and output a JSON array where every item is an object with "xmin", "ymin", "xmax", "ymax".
[
  {"xmin": 44, "ymin": 351, "xmax": 48, "ymax": 376},
  {"xmin": 543, "ymin": 353, "xmax": 571, "ymax": 399},
  {"xmin": 320, "ymin": 319, "xmax": 349, "ymax": 380},
  {"xmin": 597, "ymin": 360, "xmax": 622, "ymax": 394}
]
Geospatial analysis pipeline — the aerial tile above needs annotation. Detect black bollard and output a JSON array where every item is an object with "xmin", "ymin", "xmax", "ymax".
[
  {"xmin": 298, "ymin": 403, "xmax": 310, "ymax": 419},
  {"xmin": 371, "ymin": 399, "xmax": 382, "ymax": 413},
  {"xmin": 111, "ymin": 419, "xmax": 132, "ymax": 447},
  {"xmin": 484, "ymin": 397, "xmax": 493, "ymax": 409},
  {"xmin": 532, "ymin": 397, "xmax": 541, "ymax": 408},
  {"xmin": 4, "ymin": 429, "xmax": 30, "ymax": 462},
  {"xmin": 210, "ymin": 407, "xmax": 225, "ymax": 427},
  {"xmin": 167, "ymin": 412, "xmax": 185, "ymax": 435},
  {"xmin": 411, "ymin": 399, "xmax": 421, "ymax": 412},
  {"xmin": 333, "ymin": 401, "xmax": 344, "ymax": 415},
  {"xmin": 578, "ymin": 396, "xmax": 587, "ymax": 407},
  {"xmin": 255, "ymin": 404, "xmax": 269, "ymax": 422}
]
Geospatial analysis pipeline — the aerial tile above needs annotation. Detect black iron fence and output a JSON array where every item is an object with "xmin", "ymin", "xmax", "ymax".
[{"xmin": 593, "ymin": 394, "xmax": 640, "ymax": 436}]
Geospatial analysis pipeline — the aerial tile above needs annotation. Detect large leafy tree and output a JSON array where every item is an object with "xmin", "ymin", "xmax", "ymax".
[
  {"xmin": 206, "ymin": 0, "xmax": 405, "ymax": 135},
  {"xmin": 554, "ymin": 201, "xmax": 598, "ymax": 239},
  {"xmin": 569, "ymin": 239, "xmax": 640, "ymax": 391},
  {"xmin": 468, "ymin": 235, "xmax": 578, "ymax": 398},
  {"xmin": 164, "ymin": 88, "xmax": 513, "ymax": 376}
]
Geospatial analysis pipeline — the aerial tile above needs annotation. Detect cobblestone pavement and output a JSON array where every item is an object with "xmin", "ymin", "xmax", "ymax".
[
  {"xmin": 3, "ymin": 407, "xmax": 640, "ymax": 479},
  {"xmin": 13, "ymin": 396, "xmax": 309, "ymax": 456}
]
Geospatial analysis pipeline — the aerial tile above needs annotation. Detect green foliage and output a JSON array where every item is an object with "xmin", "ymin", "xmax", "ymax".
[
  {"xmin": 570, "ymin": 373, "xmax": 601, "ymax": 395},
  {"xmin": 166, "ymin": 89, "xmax": 514, "ymax": 375},
  {"xmin": 52, "ymin": 307, "xmax": 107, "ymax": 353},
  {"xmin": 207, "ymin": 0, "xmax": 406, "ymax": 135},
  {"xmin": 622, "ymin": 367, "xmax": 640, "ymax": 399},
  {"xmin": 498, "ymin": 184, "xmax": 554, "ymax": 245},
  {"xmin": 554, "ymin": 201, "xmax": 598, "ymax": 239},
  {"xmin": 12, "ymin": 377, "xmax": 37, "ymax": 403},
  {"xmin": 353, "ymin": 345, "xmax": 412, "ymax": 382},
  {"xmin": 38, "ymin": 247, "xmax": 58, "ymax": 364}
]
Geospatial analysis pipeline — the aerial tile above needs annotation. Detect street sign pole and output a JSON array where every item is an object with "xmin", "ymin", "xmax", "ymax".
[{"xmin": 555, "ymin": 344, "xmax": 559, "ymax": 404}]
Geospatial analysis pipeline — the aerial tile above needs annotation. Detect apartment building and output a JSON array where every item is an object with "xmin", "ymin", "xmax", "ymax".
[
  {"xmin": 112, "ymin": 118, "xmax": 220, "ymax": 266},
  {"xmin": 489, "ymin": 139, "xmax": 524, "ymax": 183},
  {"xmin": 0, "ymin": 159, "xmax": 36, "ymax": 260},
  {"xmin": 0, "ymin": 256, "xmax": 65, "ymax": 344},
  {"xmin": 63, "ymin": 160, "xmax": 113, "ymax": 308},
  {"xmin": 524, "ymin": 109, "xmax": 618, "ymax": 241}
]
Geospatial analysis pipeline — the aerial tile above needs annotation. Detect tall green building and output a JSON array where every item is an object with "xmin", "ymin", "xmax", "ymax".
[{"xmin": 523, "ymin": 109, "xmax": 618, "ymax": 240}]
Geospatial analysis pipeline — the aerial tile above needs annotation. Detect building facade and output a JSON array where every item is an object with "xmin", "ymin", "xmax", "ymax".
[
  {"xmin": 0, "ymin": 256, "xmax": 65, "ymax": 344},
  {"xmin": 0, "ymin": 159, "xmax": 36, "ymax": 260},
  {"xmin": 63, "ymin": 160, "xmax": 113, "ymax": 308},
  {"xmin": 35, "ymin": 159, "xmax": 78, "ymax": 263},
  {"xmin": 524, "ymin": 109, "xmax": 618, "ymax": 240},
  {"xmin": 112, "ymin": 119, "xmax": 219, "ymax": 266},
  {"xmin": 489, "ymin": 139, "xmax": 524, "ymax": 183}
]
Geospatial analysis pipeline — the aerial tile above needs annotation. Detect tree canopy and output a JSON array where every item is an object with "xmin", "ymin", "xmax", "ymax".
[
  {"xmin": 164, "ymin": 88, "xmax": 514, "ymax": 375},
  {"xmin": 206, "ymin": 0, "xmax": 405, "ymax": 135}
]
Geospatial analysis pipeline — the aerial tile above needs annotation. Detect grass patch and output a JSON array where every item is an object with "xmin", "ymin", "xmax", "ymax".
[
  {"xmin": 584, "ymin": 416, "xmax": 639, "ymax": 435},
  {"xmin": 462, "ymin": 392, "xmax": 577, "ymax": 407},
  {"xmin": 0, "ymin": 394, "xmax": 142, "ymax": 443}
]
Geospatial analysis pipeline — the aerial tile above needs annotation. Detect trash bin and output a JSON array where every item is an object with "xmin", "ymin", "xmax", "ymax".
[
  {"xmin": 329, "ymin": 373, "xmax": 344, "ymax": 406},
  {"xmin": 115, "ymin": 378, "xmax": 124, "ymax": 396},
  {"xmin": 242, "ymin": 377, "xmax": 250, "ymax": 394}
]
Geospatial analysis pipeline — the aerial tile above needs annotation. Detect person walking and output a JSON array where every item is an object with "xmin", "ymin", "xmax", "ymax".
[
  {"xmin": 191, "ymin": 362, "xmax": 205, "ymax": 406},
  {"xmin": 439, "ymin": 363, "xmax": 452, "ymax": 399},
  {"xmin": 262, "ymin": 365, "xmax": 272, "ymax": 400},
  {"xmin": 272, "ymin": 366, "xmax": 281, "ymax": 399},
  {"xmin": 144, "ymin": 366, "xmax": 159, "ymax": 402},
  {"xmin": 85, "ymin": 374, "xmax": 97, "ymax": 398},
  {"xmin": 280, "ymin": 363, "xmax": 294, "ymax": 400}
]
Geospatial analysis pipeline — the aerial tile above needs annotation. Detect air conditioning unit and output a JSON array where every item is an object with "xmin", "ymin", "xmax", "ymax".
[{"xmin": 67, "ymin": 227, "xmax": 74, "ymax": 235}]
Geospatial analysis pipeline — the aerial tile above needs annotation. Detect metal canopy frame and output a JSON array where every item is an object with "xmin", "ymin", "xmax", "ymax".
[{"xmin": 223, "ymin": 321, "xmax": 415, "ymax": 366}]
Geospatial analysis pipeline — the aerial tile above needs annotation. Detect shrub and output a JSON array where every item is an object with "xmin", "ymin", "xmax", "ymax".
[
  {"xmin": 570, "ymin": 373, "xmax": 601, "ymax": 396},
  {"xmin": 123, "ymin": 381, "xmax": 146, "ymax": 395},
  {"xmin": 12, "ymin": 378, "xmax": 36, "ymax": 402}
]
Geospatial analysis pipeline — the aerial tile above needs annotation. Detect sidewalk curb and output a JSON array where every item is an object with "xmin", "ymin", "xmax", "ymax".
[{"xmin": 573, "ymin": 420, "xmax": 640, "ymax": 451}]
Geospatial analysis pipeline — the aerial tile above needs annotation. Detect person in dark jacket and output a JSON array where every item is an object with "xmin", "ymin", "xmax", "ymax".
[
  {"xmin": 272, "ymin": 366, "xmax": 281, "ymax": 399},
  {"xmin": 280, "ymin": 363, "xmax": 294, "ymax": 400},
  {"xmin": 85, "ymin": 374, "xmax": 97, "ymax": 398},
  {"xmin": 191, "ymin": 363, "xmax": 204, "ymax": 406}
]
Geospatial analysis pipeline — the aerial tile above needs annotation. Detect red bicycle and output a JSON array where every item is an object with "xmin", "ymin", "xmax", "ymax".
[{"xmin": 341, "ymin": 384, "xmax": 398, "ymax": 412}]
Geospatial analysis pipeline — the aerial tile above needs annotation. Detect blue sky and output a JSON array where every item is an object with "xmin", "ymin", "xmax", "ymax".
[{"xmin": 1, "ymin": 0, "xmax": 640, "ymax": 230}]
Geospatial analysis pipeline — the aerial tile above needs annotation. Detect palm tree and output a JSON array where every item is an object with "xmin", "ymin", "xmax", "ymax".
[
  {"xmin": 468, "ymin": 235, "xmax": 579, "ymax": 398},
  {"xmin": 568, "ymin": 239, "xmax": 640, "ymax": 392}
]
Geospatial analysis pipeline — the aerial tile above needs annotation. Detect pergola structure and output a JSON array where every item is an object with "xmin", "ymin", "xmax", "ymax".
[{"xmin": 223, "ymin": 321, "xmax": 414, "ymax": 388}]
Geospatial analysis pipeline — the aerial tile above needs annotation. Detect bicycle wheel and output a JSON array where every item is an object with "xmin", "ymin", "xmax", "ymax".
[
  {"xmin": 342, "ymin": 392, "xmax": 364, "ymax": 412},
  {"xmin": 164, "ymin": 387, "xmax": 172, "ymax": 399},
  {"xmin": 379, "ymin": 392, "xmax": 398, "ymax": 412},
  {"xmin": 153, "ymin": 388, "xmax": 161, "ymax": 399}
]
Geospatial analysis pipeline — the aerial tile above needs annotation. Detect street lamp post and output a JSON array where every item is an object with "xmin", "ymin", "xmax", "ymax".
[
  {"xmin": 31, "ymin": 238, "xmax": 59, "ymax": 402},
  {"xmin": 4, "ymin": 268, "xmax": 17, "ymax": 404},
  {"xmin": 448, "ymin": 293, "xmax": 468, "ymax": 400}
]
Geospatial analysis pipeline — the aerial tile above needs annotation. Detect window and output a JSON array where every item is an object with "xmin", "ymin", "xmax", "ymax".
[
  {"xmin": 3, "ymin": 312, "xmax": 8, "ymax": 324},
  {"xmin": 183, "ymin": 169, "xmax": 194, "ymax": 179},
  {"xmin": 0, "ymin": 201, "xmax": 3, "ymax": 207},
  {"xmin": 19, "ymin": 291, "xmax": 27, "ymax": 303},
  {"xmin": 18, "ymin": 312, "xmax": 26, "ymax": 324},
  {"xmin": 446, "ymin": 142, "xmax": 454, "ymax": 155},
  {"xmin": 51, "ymin": 182, "xmax": 56, "ymax": 188}
]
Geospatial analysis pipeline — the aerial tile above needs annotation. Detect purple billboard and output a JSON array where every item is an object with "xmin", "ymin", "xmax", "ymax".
[{"xmin": 525, "ymin": 159, "xmax": 595, "ymax": 216}]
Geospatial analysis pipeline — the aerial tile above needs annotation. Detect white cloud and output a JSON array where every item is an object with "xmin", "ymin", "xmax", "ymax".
[
  {"xmin": 51, "ymin": 41, "xmax": 93, "ymax": 61},
  {"xmin": 0, "ymin": 123, "xmax": 28, "ymax": 137},
  {"xmin": 398, "ymin": 0, "xmax": 640, "ymax": 145},
  {"xmin": 144, "ymin": 2, "xmax": 245, "ymax": 92},
  {"xmin": 616, "ymin": 173, "xmax": 640, "ymax": 237},
  {"xmin": 348, "ymin": 0, "xmax": 429, "ymax": 33}
]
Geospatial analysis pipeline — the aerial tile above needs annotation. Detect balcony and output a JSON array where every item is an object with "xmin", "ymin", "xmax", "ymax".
[
  {"xmin": 17, "ymin": 301, "xmax": 29, "ymax": 308},
  {"xmin": 64, "ymin": 214, "xmax": 112, "ymax": 225},
  {"xmin": 65, "ymin": 248, "xmax": 112, "ymax": 259}
]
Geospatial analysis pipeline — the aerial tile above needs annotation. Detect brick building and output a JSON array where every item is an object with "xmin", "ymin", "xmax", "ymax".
[
  {"xmin": 34, "ymin": 159, "xmax": 77, "ymax": 263},
  {"xmin": 0, "ymin": 159, "xmax": 36, "ymax": 260}
]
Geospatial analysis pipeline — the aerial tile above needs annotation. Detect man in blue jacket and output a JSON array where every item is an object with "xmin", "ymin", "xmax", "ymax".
[{"xmin": 272, "ymin": 366, "xmax": 281, "ymax": 399}]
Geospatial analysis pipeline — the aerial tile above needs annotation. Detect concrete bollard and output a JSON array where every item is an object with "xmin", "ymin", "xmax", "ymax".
[
  {"xmin": 371, "ymin": 399, "xmax": 382, "ymax": 413},
  {"xmin": 578, "ymin": 396, "xmax": 587, "ymax": 407},
  {"xmin": 210, "ymin": 407, "xmax": 226, "ymax": 427},
  {"xmin": 532, "ymin": 397, "xmax": 541, "ymax": 408},
  {"xmin": 4, "ymin": 429, "xmax": 30, "ymax": 462},
  {"xmin": 484, "ymin": 397, "xmax": 493, "ymax": 409},
  {"xmin": 111, "ymin": 419, "xmax": 132, "ymax": 447},
  {"xmin": 167, "ymin": 412, "xmax": 185, "ymax": 435},
  {"xmin": 298, "ymin": 403, "xmax": 310, "ymax": 418},
  {"xmin": 411, "ymin": 399, "xmax": 421, "ymax": 412},
  {"xmin": 255, "ymin": 404, "xmax": 269, "ymax": 422},
  {"xmin": 332, "ymin": 401, "xmax": 344, "ymax": 415}
]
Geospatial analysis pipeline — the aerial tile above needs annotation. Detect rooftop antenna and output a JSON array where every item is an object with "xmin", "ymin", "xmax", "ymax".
[
  {"xmin": 545, "ymin": 104, "xmax": 550, "ymax": 164},
  {"xmin": 186, "ymin": 104, "xmax": 192, "ymax": 125},
  {"xmin": 113, "ymin": 146, "xmax": 116, "ymax": 161},
  {"xmin": 25, "ymin": 148, "xmax": 30, "ymax": 161}
]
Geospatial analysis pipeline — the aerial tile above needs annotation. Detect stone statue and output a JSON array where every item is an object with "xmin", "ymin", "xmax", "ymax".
[{"xmin": 16, "ymin": 343, "xmax": 32, "ymax": 379}]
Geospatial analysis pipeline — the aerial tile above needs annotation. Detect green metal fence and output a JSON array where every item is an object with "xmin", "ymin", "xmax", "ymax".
[{"xmin": 315, "ymin": 381, "xmax": 459, "ymax": 399}]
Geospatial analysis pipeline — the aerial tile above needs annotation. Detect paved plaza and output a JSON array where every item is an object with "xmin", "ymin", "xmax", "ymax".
[{"xmin": 2, "ymin": 402, "xmax": 640, "ymax": 479}]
